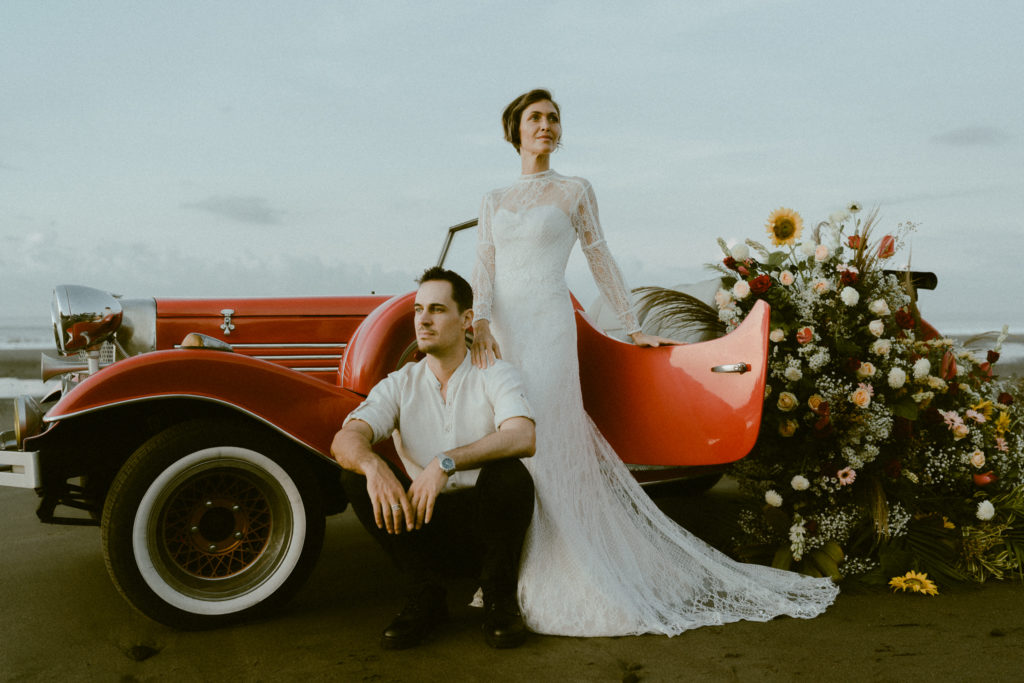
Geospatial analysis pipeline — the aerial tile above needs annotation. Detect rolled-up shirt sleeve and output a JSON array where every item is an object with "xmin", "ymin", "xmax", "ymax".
[
  {"xmin": 484, "ymin": 360, "xmax": 535, "ymax": 429},
  {"xmin": 343, "ymin": 373, "xmax": 401, "ymax": 444}
]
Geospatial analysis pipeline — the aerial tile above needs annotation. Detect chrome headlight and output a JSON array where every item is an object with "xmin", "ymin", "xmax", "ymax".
[{"xmin": 51, "ymin": 285, "xmax": 123, "ymax": 354}]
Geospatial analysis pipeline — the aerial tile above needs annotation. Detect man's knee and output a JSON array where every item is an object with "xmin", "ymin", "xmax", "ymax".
[{"xmin": 476, "ymin": 458, "xmax": 534, "ymax": 516}]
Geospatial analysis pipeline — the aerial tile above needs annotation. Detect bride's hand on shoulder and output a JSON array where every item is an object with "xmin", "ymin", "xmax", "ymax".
[
  {"xmin": 629, "ymin": 331, "xmax": 685, "ymax": 348},
  {"xmin": 471, "ymin": 320, "xmax": 502, "ymax": 368}
]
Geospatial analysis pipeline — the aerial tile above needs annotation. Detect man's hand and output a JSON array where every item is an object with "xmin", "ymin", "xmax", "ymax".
[
  {"xmin": 407, "ymin": 457, "xmax": 449, "ymax": 529},
  {"xmin": 332, "ymin": 419, "xmax": 413, "ymax": 534},
  {"xmin": 364, "ymin": 459, "xmax": 414, "ymax": 534}
]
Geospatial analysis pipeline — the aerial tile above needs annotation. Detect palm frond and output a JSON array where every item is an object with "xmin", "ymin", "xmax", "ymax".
[{"xmin": 634, "ymin": 286, "xmax": 726, "ymax": 340}]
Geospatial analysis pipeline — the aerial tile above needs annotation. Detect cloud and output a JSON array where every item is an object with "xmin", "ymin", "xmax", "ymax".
[
  {"xmin": 181, "ymin": 195, "xmax": 285, "ymax": 225},
  {"xmin": 930, "ymin": 126, "xmax": 1013, "ymax": 147}
]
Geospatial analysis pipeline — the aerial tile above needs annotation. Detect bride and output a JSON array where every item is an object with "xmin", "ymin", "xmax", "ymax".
[{"xmin": 469, "ymin": 89, "xmax": 838, "ymax": 637}]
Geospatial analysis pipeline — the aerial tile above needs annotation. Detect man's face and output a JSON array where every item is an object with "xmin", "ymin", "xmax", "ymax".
[{"xmin": 413, "ymin": 280, "xmax": 471, "ymax": 356}]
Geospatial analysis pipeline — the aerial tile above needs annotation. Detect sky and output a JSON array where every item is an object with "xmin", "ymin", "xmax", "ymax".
[{"xmin": 2, "ymin": 0, "xmax": 1021, "ymax": 333}]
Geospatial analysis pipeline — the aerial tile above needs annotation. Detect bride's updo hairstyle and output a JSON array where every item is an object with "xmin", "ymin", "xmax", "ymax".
[{"xmin": 502, "ymin": 88, "xmax": 560, "ymax": 153}]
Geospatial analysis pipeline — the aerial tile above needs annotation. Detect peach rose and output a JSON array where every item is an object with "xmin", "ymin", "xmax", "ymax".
[
  {"xmin": 851, "ymin": 384, "xmax": 872, "ymax": 408},
  {"xmin": 779, "ymin": 270, "xmax": 795, "ymax": 286}
]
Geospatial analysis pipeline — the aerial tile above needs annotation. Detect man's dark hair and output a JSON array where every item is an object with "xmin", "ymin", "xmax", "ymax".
[{"xmin": 418, "ymin": 266, "xmax": 474, "ymax": 313}]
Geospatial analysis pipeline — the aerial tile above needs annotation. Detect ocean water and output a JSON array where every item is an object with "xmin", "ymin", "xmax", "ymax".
[{"xmin": 0, "ymin": 317, "xmax": 53, "ymax": 350}]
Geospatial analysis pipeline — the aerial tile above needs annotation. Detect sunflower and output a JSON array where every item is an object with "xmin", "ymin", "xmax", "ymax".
[
  {"xmin": 765, "ymin": 207, "xmax": 804, "ymax": 246},
  {"xmin": 889, "ymin": 571, "xmax": 939, "ymax": 596}
]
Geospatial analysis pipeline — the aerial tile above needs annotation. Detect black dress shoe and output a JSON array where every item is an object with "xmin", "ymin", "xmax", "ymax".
[
  {"xmin": 482, "ymin": 593, "xmax": 528, "ymax": 649},
  {"xmin": 381, "ymin": 586, "xmax": 448, "ymax": 650}
]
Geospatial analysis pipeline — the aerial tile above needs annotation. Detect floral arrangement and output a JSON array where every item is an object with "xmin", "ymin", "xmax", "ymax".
[{"xmin": 697, "ymin": 204, "xmax": 1024, "ymax": 588}]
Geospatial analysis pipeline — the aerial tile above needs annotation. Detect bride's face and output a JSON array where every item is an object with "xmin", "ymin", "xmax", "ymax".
[{"xmin": 518, "ymin": 100, "xmax": 560, "ymax": 156}]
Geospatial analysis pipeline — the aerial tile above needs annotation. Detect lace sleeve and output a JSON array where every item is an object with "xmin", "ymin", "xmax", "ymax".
[
  {"xmin": 470, "ymin": 192, "xmax": 496, "ymax": 322},
  {"xmin": 572, "ymin": 180, "xmax": 641, "ymax": 335}
]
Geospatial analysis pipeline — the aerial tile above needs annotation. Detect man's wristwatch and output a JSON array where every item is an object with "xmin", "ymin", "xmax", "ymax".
[{"xmin": 438, "ymin": 455, "xmax": 456, "ymax": 476}]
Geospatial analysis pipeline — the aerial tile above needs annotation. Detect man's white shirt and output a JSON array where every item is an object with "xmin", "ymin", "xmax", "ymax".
[{"xmin": 344, "ymin": 353, "xmax": 534, "ymax": 491}]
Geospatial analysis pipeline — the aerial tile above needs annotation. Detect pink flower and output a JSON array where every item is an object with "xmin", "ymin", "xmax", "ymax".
[
  {"xmin": 965, "ymin": 409, "xmax": 986, "ymax": 423},
  {"xmin": 837, "ymin": 467, "xmax": 857, "ymax": 485},
  {"xmin": 779, "ymin": 270, "xmax": 795, "ymax": 286},
  {"xmin": 996, "ymin": 437, "xmax": 1008, "ymax": 453},
  {"xmin": 796, "ymin": 326, "xmax": 814, "ymax": 344}
]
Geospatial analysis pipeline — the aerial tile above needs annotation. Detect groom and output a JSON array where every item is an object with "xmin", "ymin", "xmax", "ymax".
[{"xmin": 332, "ymin": 267, "xmax": 536, "ymax": 650}]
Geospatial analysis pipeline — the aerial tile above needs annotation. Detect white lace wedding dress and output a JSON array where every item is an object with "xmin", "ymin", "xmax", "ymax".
[{"xmin": 471, "ymin": 169, "xmax": 838, "ymax": 637}]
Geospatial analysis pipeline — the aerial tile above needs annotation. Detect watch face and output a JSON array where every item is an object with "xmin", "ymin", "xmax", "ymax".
[{"xmin": 441, "ymin": 456, "xmax": 456, "ymax": 474}]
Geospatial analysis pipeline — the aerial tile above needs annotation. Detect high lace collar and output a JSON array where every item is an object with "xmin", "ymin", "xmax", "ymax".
[{"xmin": 518, "ymin": 168, "xmax": 558, "ymax": 182}]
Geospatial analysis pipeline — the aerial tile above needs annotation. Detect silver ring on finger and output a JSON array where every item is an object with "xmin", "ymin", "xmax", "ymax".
[{"xmin": 391, "ymin": 503, "xmax": 402, "ymax": 511}]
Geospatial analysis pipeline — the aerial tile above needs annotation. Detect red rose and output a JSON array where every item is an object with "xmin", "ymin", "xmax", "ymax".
[
  {"xmin": 998, "ymin": 392, "xmax": 1014, "ymax": 406},
  {"xmin": 988, "ymin": 349, "xmax": 1000, "ymax": 364},
  {"xmin": 723, "ymin": 256, "xmax": 737, "ymax": 270},
  {"xmin": 978, "ymin": 361, "xmax": 993, "ymax": 380},
  {"xmin": 973, "ymin": 471, "xmax": 998, "ymax": 487},
  {"xmin": 847, "ymin": 357, "xmax": 862, "ymax": 373},
  {"xmin": 796, "ymin": 326, "xmax": 814, "ymax": 344},
  {"xmin": 749, "ymin": 274, "xmax": 772, "ymax": 294},
  {"xmin": 885, "ymin": 459, "xmax": 903, "ymax": 478},
  {"xmin": 814, "ymin": 415, "xmax": 832, "ymax": 434},
  {"xmin": 940, "ymin": 349, "xmax": 957, "ymax": 380},
  {"xmin": 894, "ymin": 309, "xmax": 915, "ymax": 330},
  {"xmin": 877, "ymin": 234, "xmax": 896, "ymax": 259},
  {"xmin": 893, "ymin": 417, "xmax": 913, "ymax": 441},
  {"xmin": 840, "ymin": 270, "xmax": 859, "ymax": 286},
  {"xmin": 847, "ymin": 235, "xmax": 861, "ymax": 249}
]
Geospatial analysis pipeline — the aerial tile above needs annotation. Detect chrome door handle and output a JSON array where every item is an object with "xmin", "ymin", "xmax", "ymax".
[{"xmin": 711, "ymin": 362, "xmax": 750, "ymax": 374}]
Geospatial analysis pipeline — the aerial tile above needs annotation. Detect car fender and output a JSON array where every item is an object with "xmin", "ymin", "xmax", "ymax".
[
  {"xmin": 43, "ymin": 350, "xmax": 363, "ymax": 457},
  {"xmin": 340, "ymin": 291, "xmax": 416, "ymax": 396}
]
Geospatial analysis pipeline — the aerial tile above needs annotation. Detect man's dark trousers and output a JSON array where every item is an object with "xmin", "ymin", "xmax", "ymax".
[{"xmin": 340, "ymin": 457, "xmax": 534, "ymax": 598}]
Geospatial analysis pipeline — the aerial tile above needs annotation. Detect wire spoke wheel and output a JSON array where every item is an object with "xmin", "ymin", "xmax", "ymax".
[{"xmin": 102, "ymin": 419, "xmax": 325, "ymax": 629}]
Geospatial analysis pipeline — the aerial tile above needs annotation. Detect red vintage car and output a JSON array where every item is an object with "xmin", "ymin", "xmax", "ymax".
[{"xmin": 1, "ymin": 220, "xmax": 770, "ymax": 629}]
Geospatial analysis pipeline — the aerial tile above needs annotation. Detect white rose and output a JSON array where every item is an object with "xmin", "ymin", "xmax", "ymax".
[
  {"xmin": 976, "ymin": 500, "xmax": 995, "ymax": 521},
  {"xmin": 814, "ymin": 244, "xmax": 830, "ymax": 262},
  {"xmin": 868, "ymin": 319, "xmax": 885, "ymax": 337},
  {"xmin": 800, "ymin": 241, "xmax": 817, "ymax": 258},
  {"xmin": 730, "ymin": 243, "xmax": 750, "ymax": 261},
  {"xmin": 770, "ymin": 328, "xmax": 785, "ymax": 343},
  {"xmin": 840, "ymin": 286, "xmax": 860, "ymax": 306},
  {"xmin": 888, "ymin": 367, "xmax": 907, "ymax": 389},
  {"xmin": 913, "ymin": 358, "xmax": 931, "ymax": 380},
  {"xmin": 765, "ymin": 490, "xmax": 783, "ymax": 507},
  {"xmin": 714, "ymin": 288, "xmax": 733, "ymax": 309},
  {"xmin": 970, "ymin": 450, "xmax": 986, "ymax": 468},
  {"xmin": 871, "ymin": 339, "xmax": 891, "ymax": 356},
  {"xmin": 784, "ymin": 366, "xmax": 803, "ymax": 382},
  {"xmin": 857, "ymin": 362, "xmax": 876, "ymax": 378},
  {"xmin": 791, "ymin": 475, "xmax": 810, "ymax": 491},
  {"xmin": 733, "ymin": 280, "xmax": 751, "ymax": 300},
  {"xmin": 869, "ymin": 299, "xmax": 891, "ymax": 316}
]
